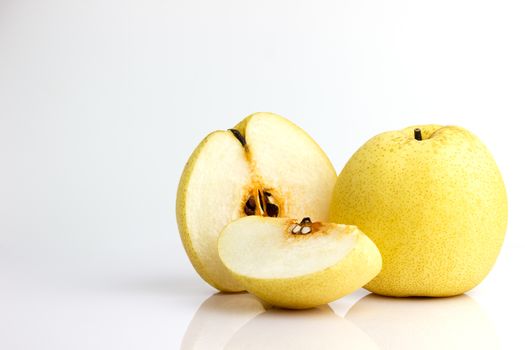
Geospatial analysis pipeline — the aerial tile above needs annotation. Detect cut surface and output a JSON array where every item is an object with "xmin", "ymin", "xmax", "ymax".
[
  {"xmin": 235, "ymin": 114, "xmax": 336, "ymax": 221},
  {"xmin": 220, "ymin": 217, "xmax": 358, "ymax": 279},
  {"xmin": 177, "ymin": 131, "xmax": 251, "ymax": 291},
  {"xmin": 218, "ymin": 216, "xmax": 382, "ymax": 309},
  {"xmin": 177, "ymin": 112, "xmax": 337, "ymax": 291}
]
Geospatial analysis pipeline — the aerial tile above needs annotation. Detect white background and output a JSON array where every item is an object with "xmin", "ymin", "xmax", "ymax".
[{"xmin": 1, "ymin": 0, "xmax": 524, "ymax": 349}]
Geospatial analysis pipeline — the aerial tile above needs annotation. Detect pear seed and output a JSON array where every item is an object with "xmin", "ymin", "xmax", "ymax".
[
  {"xmin": 244, "ymin": 196, "xmax": 256, "ymax": 216},
  {"xmin": 292, "ymin": 225, "xmax": 302, "ymax": 234},
  {"xmin": 300, "ymin": 217, "xmax": 312, "ymax": 225},
  {"xmin": 301, "ymin": 226, "xmax": 311, "ymax": 234},
  {"xmin": 266, "ymin": 203, "xmax": 279, "ymax": 217}
]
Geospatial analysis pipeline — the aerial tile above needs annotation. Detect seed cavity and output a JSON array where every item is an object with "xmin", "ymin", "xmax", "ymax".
[
  {"xmin": 291, "ymin": 217, "xmax": 314, "ymax": 235},
  {"xmin": 229, "ymin": 129, "xmax": 246, "ymax": 146},
  {"xmin": 243, "ymin": 189, "xmax": 279, "ymax": 217},
  {"xmin": 263, "ymin": 192, "xmax": 279, "ymax": 217}
]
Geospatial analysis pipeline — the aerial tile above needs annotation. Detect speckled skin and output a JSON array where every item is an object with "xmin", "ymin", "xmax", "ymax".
[{"xmin": 329, "ymin": 125, "xmax": 507, "ymax": 297}]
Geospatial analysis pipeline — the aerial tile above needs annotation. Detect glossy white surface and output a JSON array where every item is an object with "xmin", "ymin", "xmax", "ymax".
[
  {"xmin": 1, "ymin": 0, "xmax": 525, "ymax": 349},
  {"xmin": 0, "ymin": 260, "xmax": 523, "ymax": 349}
]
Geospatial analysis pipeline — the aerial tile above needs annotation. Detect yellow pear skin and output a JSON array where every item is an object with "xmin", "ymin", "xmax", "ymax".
[{"xmin": 330, "ymin": 125, "xmax": 507, "ymax": 297}]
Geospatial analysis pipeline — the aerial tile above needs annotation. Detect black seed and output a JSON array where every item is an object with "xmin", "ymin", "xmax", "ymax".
[
  {"xmin": 228, "ymin": 129, "xmax": 246, "ymax": 146},
  {"xmin": 300, "ymin": 217, "xmax": 312, "ymax": 225},
  {"xmin": 263, "ymin": 191, "xmax": 274, "ymax": 206},
  {"xmin": 244, "ymin": 196, "xmax": 256, "ymax": 216},
  {"xmin": 266, "ymin": 203, "xmax": 279, "ymax": 217},
  {"xmin": 246, "ymin": 196, "xmax": 256, "ymax": 210},
  {"xmin": 261, "ymin": 191, "xmax": 279, "ymax": 217}
]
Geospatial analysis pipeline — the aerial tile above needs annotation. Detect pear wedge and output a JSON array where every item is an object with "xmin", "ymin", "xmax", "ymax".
[{"xmin": 218, "ymin": 216, "xmax": 382, "ymax": 309}]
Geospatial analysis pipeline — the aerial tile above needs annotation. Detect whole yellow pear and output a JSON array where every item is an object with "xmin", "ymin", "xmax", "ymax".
[{"xmin": 329, "ymin": 125, "xmax": 507, "ymax": 297}]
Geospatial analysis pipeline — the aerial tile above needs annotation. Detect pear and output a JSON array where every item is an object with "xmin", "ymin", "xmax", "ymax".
[
  {"xmin": 330, "ymin": 125, "xmax": 507, "ymax": 296},
  {"xmin": 218, "ymin": 216, "xmax": 382, "ymax": 309},
  {"xmin": 177, "ymin": 112, "xmax": 336, "ymax": 291}
]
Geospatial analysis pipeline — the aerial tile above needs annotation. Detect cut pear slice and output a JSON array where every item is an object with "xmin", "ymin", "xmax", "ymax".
[
  {"xmin": 218, "ymin": 216, "xmax": 382, "ymax": 309},
  {"xmin": 177, "ymin": 113, "xmax": 336, "ymax": 291}
]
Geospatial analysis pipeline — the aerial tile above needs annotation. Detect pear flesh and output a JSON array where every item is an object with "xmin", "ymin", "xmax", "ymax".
[{"xmin": 218, "ymin": 216, "xmax": 382, "ymax": 309}]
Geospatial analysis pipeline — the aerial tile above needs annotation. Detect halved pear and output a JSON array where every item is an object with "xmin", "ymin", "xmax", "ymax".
[
  {"xmin": 176, "ymin": 113, "xmax": 337, "ymax": 292},
  {"xmin": 218, "ymin": 216, "xmax": 382, "ymax": 309}
]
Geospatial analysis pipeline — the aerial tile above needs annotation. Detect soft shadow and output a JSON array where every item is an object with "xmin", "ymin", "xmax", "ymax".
[
  {"xmin": 181, "ymin": 293, "xmax": 379, "ymax": 350},
  {"xmin": 346, "ymin": 294, "xmax": 499, "ymax": 350}
]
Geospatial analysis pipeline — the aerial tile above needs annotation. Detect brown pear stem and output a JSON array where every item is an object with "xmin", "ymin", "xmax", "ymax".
[
  {"xmin": 228, "ymin": 129, "xmax": 246, "ymax": 146},
  {"xmin": 414, "ymin": 128, "xmax": 422, "ymax": 141}
]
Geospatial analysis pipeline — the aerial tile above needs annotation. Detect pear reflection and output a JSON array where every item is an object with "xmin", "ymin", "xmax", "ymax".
[
  {"xmin": 181, "ymin": 293, "xmax": 267, "ymax": 349},
  {"xmin": 225, "ymin": 306, "xmax": 378, "ymax": 349},
  {"xmin": 346, "ymin": 294, "xmax": 499, "ymax": 350}
]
